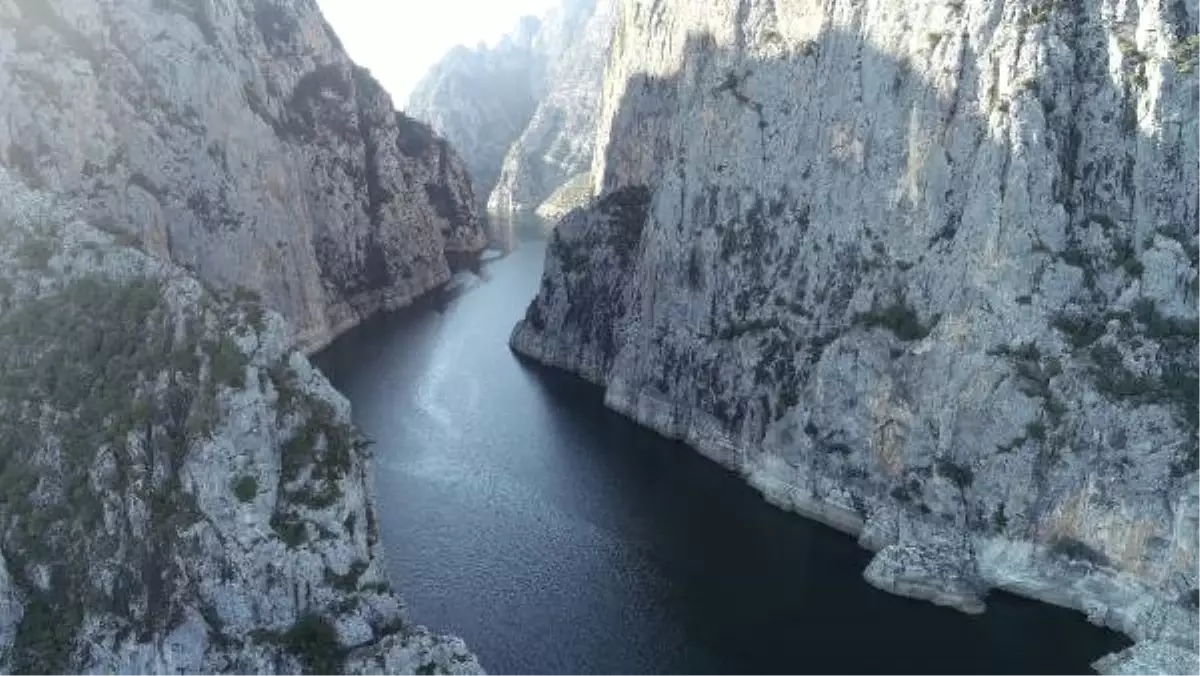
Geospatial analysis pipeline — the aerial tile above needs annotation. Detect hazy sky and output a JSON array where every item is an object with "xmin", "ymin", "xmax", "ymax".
[{"xmin": 316, "ymin": 0, "xmax": 558, "ymax": 109}]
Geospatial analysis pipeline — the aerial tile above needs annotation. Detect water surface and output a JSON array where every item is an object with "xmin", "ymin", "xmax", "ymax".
[{"xmin": 314, "ymin": 217, "xmax": 1128, "ymax": 674}]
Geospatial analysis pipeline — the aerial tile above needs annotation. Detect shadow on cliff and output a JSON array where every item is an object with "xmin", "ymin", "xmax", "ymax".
[
  {"xmin": 530, "ymin": 8, "xmax": 1198, "ymax": 481},
  {"xmin": 592, "ymin": 20, "xmax": 1196, "ymax": 305},
  {"xmin": 516, "ymin": 7, "xmax": 1198, "ymax": 673}
]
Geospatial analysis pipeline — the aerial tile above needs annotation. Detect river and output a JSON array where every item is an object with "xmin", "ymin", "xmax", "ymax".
[{"xmin": 313, "ymin": 216, "xmax": 1127, "ymax": 675}]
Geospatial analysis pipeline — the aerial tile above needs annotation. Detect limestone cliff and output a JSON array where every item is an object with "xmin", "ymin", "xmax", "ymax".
[
  {"xmin": 512, "ymin": 0, "xmax": 1199, "ymax": 671},
  {"xmin": 0, "ymin": 170, "xmax": 482, "ymax": 674},
  {"xmin": 487, "ymin": 0, "xmax": 617, "ymax": 216},
  {"xmin": 405, "ymin": 17, "xmax": 545, "ymax": 206},
  {"xmin": 407, "ymin": 0, "xmax": 615, "ymax": 218},
  {"xmin": 0, "ymin": 0, "xmax": 485, "ymax": 352}
]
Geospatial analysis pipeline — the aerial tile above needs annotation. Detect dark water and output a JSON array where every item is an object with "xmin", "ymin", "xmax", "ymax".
[{"xmin": 314, "ymin": 219, "xmax": 1129, "ymax": 675}]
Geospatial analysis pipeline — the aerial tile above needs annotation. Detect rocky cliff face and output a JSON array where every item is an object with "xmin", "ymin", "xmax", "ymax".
[
  {"xmin": 405, "ymin": 17, "xmax": 544, "ymax": 207},
  {"xmin": 512, "ymin": 0, "xmax": 1199, "ymax": 671},
  {"xmin": 487, "ymin": 0, "xmax": 617, "ymax": 217},
  {"xmin": 0, "ymin": 0, "xmax": 485, "ymax": 353},
  {"xmin": 407, "ymin": 0, "xmax": 615, "ymax": 218},
  {"xmin": 0, "ymin": 170, "xmax": 482, "ymax": 674}
]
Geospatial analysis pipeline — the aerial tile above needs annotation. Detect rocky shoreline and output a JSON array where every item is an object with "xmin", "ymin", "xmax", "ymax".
[{"xmin": 512, "ymin": 314, "xmax": 1197, "ymax": 674}]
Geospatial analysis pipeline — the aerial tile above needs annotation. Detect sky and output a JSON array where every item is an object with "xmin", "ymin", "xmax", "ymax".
[{"xmin": 316, "ymin": 0, "xmax": 558, "ymax": 109}]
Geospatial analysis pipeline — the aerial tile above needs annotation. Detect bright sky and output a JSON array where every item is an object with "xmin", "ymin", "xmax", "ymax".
[{"xmin": 316, "ymin": 0, "xmax": 558, "ymax": 109}]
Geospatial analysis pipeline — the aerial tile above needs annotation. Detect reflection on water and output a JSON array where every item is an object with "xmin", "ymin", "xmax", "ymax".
[{"xmin": 485, "ymin": 210, "xmax": 556, "ymax": 254}]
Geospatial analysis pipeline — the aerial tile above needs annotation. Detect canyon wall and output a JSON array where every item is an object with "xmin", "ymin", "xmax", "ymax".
[
  {"xmin": 0, "ymin": 0, "xmax": 485, "ymax": 352},
  {"xmin": 488, "ymin": 0, "xmax": 618, "ymax": 217},
  {"xmin": 0, "ymin": 170, "xmax": 482, "ymax": 674},
  {"xmin": 406, "ymin": 16, "xmax": 545, "ymax": 208},
  {"xmin": 408, "ymin": 0, "xmax": 616, "ymax": 219},
  {"xmin": 512, "ymin": 0, "xmax": 1199, "ymax": 671}
]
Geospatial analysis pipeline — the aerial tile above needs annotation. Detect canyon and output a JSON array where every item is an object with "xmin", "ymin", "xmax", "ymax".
[{"xmin": 0, "ymin": 0, "xmax": 1195, "ymax": 672}]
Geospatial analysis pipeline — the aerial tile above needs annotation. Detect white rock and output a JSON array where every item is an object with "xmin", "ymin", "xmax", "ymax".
[
  {"xmin": 0, "ymin": 0, "xmax": 485, "ymax": 353},
  {"xmin": 512, "ymin": 1, "xmax": 1199, "ymax": 672}
]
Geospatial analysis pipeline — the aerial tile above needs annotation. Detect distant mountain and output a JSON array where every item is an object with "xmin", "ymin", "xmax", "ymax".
[
  {"xmin": 406, "ymin": 16, "xmax": 545, "ymax": 210},
  {"xmin": 406, "ymin": 0, "xmax": 615, "ymax": 218}
]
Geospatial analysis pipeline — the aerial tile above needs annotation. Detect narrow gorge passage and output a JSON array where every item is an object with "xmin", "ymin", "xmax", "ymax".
[{"xmin": 315, "ymin": 219, "xmax": 1129, "ymax": 675}]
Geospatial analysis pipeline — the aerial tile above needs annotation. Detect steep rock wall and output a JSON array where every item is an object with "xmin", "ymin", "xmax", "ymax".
[
  {"xmin": 487, "ymin": 0, "xmax": 618, "ymax": 216},
  {"xmin": 405, "ymin": 18, "xmax": 544, "ymax": 206},
  {"xmin": 0, "ymin": 0, "xmax": 485, "ymax": 352},
  {"xmin": 0, "ymin": 170, "xmax": 482, "ymax": 674},
  {"xmin": 408, "ymin": 0, "xmax": 616, "ymax": 219},
  {"xmin": 512, "ymin": 0, "xmax": 1199, "ymax": 670}
]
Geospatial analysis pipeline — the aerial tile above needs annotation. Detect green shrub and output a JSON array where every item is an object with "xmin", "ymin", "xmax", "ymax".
[
  {"xmin": 17, "ymin": 235, "xmax": 54, "ymax": 269},
  {"xmin": 935, "ymin": 459, "xmax": 974, "ymax": 487},
  {"xmin": 284, "ymin": 613, "xmax": 344, "ymax": 675},
  {"xmin": 1121, "ymin": 256, "xmax": 1144, "ymax": 277},
  {"xmin": 231, "ymin": 286, "xmax": 267, "ymax": 333},
  {"xmin": 11, "ymin": 589, "xmax": 83, "ymax": 674},
  {"xmin": 1051, "ymin": 312, "xmax": 1107, "ymax": 348},
  {"xmin": 991, "ymin": 505, "xmax": 1009, "ymax": 531},
  {"xmin": 1090, "ymin": 344, "xmax": 1153, "ymax": 397},
  {"xmin": 232, "ymin": 475, "xmax": 259, "ymax": 502},
  {"xmin": 854, "ymin": 298, "xmax": 938, "ymax": 341},
  {"xmin": 1175, "ymin": 35, "xmax": 1199, "ymax": 73},
  {"xmin": 325, "ymin": 560, "xmax": 368, "ymax": 592},
  {"xmin": 686, "ymin": 246, "xmax": 704, "ymax": 289},
  {"xmin": 271, "ymin": 513, "xmax": 307, "ymax": 548},
  {"xmin": 1025, "ymin": 419, "xmax": 1048, "ymax": 442},
  {"xmin": 208, "ymin": 336, "xmax": 247, "ymax": 389}
]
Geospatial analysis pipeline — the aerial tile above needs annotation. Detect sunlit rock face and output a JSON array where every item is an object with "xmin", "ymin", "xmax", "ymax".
[
  {"xmin": 0, "ymin": 0, "xmax": 485, "ymax": 352},
  {"xmin": 0, "ymin": 171, "xmax": 483, "ymax": 674},
  {"xmin": 406, "ymin": 16, "xmax": 545, "ymax": 209},
  {"xmin": 487, "ymin": 0, "xmax": 618, "ymax": 217},
  {"xmin": 407, "ymin": 0, "xmax": 616, "ymax": 218},
  {"xmin": 512, "ymin": 1, "xmax": 1199, "ymax": 672}
]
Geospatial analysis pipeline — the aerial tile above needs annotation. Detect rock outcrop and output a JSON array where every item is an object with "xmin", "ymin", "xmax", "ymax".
[
  {"xmin": 0, "ymin": 0, "xmax": 485, "ymax": 353},
  {"xmin": 0, "ymin": 170, "xmax": 482, "ymax": 674},
  {"xmin": 407, "ymin": 0, "xmax": 615, "ymax": 217},
  {"xmin": 512, "ymin": 0, "xmax": 1199, "ymax": 671}
]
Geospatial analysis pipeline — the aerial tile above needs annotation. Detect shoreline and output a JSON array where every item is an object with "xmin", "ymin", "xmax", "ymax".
[{"xmin": 509, "ymin": 317, "xmax": 1200, "ymax": 675}]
